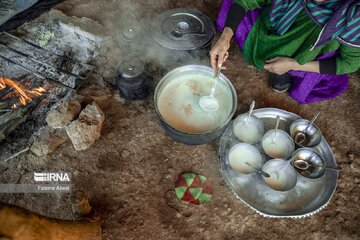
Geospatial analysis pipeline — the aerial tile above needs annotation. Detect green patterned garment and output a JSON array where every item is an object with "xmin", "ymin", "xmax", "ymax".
[{"xmin": 234, "ymin": 0, "xmax": 360, "ymax": 74}]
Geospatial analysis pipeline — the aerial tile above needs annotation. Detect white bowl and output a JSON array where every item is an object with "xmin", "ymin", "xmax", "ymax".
[
  {"xmin": 262, "ymin": 159, "xmax": 298, "ymax": 191},
  {"xmin": 233, "ymin": 114, "xmax": 264, "ymax": 144},
  {"xmin": 228, "ymin": 143, "xmax": 264, "ymax": 174},
  {"xmin": 262, "ymin": 129, "xmax": 295, "ymax": 159}
]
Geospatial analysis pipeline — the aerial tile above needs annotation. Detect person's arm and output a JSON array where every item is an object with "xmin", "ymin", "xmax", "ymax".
[
  {"xmin": 224, "ymin": 3, "xmax": 247, "ymax": 36},
  {"xmin": 224, "ymin": 0, "xmax": 272, "ymax": 34},
  {"xmin": 209, "ymin": 3, "xmax": 246, "ymax": 70},
  {"xmin": 264, "ymin": 57, "xmax": 321, "ymax": 74},
  {"xmin": 210, "ymin": 0, "xmax": 272, "ymax": 70},
  {"xmin": 294, "ymin": 61, "xmax": 320, "ymax": 73},
  {"xmin": 264, "ymin": 44, "xmax": 360, "ymax": 75},
  {"xmin": 306, "ymin": 45, "xmax": 360, "ymax": 75},
  {"xmin": 334, "ymin": 44, "xmax": 360, "ymax": 75}
]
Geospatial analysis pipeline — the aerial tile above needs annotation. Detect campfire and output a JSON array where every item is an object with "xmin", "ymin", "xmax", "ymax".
[
  {"xmin": 0, "ymin": 77, "xmax": 47, "ymax": 109},
  {"xmin": 0, "ymin": 75, "xmax": 50, "ymax": 145},
  {"xmin": 0, "ymin": 10, "xmax": 99, "ymax": 162}
]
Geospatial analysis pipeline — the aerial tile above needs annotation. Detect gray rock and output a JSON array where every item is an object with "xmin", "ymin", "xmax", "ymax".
[
  {"xmin": 46, "ymin": 100, "xmax": 82, "ymax": 129},
  {"xmin": 66, "ymin": 102, "xmax": 105, "ymax": 151},
  {"xmin": 30, "ymin": 127, "xmax": 68, "ymax": 156}
]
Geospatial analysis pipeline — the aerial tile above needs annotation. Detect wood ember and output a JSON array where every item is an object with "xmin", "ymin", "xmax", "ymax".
[
  {"xmin": 0, "ymin": 8, "xmax": 102, "ymax": 159},
  {"xmin": 0, "ymin": 108, "xmax": 30, "ymax": 143},
  {"xmin": 0, "ymin": 95, "xmax": 46, "ymax": 143}
]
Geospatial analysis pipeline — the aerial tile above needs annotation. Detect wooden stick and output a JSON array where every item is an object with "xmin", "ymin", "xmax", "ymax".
[
  {"xmin": 70, "ymin": 190, "xmax": 92, "ymax": 216},
  {"xmin": 0, "ymin": 147, "xmax": 29, "ymax": 163},
  {"xmin": 0, "ymin": 115, "xmax": 29, "ymax": 143},
  {"xmin": 0, "ymin": 203, "xmax": 102, "ymax": 240},
  {"xmin": 0, "ymin": 108, "xmax": 27, "ymax": 126}
]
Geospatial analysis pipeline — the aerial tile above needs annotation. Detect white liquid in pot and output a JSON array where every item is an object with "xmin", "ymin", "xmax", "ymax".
[{"xmin": 157, "ymin": 73, "xmax": 233, "ymax": 133}]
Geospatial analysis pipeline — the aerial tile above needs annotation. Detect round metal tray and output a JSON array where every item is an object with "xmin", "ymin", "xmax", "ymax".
[{"xmin": 219, "ymin": 108, "xmax": 338, "ymax": 218}]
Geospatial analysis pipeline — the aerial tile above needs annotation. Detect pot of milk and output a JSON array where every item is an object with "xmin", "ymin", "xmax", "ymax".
[{"xmin": 154, "ymin": 65, "xmax": 237, "ymax": 145}]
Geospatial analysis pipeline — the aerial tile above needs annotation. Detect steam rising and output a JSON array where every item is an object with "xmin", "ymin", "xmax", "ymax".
[{"xmin": 99, "ymin": 0, "xmax": 216, "ymax": 71}]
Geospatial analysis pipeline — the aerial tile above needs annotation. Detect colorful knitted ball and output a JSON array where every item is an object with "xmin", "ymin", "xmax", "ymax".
[{"xmin": 175, "ymin": 172, "xmax": 213, "ymax": 205}]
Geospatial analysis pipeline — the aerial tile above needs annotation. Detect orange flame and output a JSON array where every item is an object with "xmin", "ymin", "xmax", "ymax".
[{"xmin": 0, "ymin": 77, "xmax": 47, "ymax": 108}]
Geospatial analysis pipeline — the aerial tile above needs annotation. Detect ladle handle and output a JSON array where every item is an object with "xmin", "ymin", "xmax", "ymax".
[
  {"xmin": 304, "ymin": 112, "xmax": 320, "ymax": 132},
  {"xmin": 214, "ymin": 64, "xmax": 221, "ymax": 80},
  {"xmin": 245, "ymin": 162, "xmax": 270, "ymax": 178},
  {"xmin": 246, "ymin": 101, "xmax": 255, "ymax": 122},
  {"xmin": 275, "ymin": 115, "xmax": 280, "ymax": 130},
  {"xmin": 273, "ymin": 115, "xmax": 280, "ymax": 142},
  {"xmin": 324, "ymin": 165, "xmax": 342, "ymax": 171}
]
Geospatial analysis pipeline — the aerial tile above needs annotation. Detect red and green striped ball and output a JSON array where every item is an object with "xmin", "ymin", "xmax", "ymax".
[{"xmin": 175, "ymin": 172, "xmax": 213, "ymax": 205}]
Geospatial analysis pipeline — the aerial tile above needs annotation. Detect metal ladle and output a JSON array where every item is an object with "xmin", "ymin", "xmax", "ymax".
[
  {"xmin": 294, "ymin": 112, "xmax": 320, "ymax": 144},
  {"xmin": 245, "ymin": 162, "xmax": 270, "ymax": 178},
  {"xmin": 246, "ymin": 101, "xmax": 255, "ymax": 122},
  {"xmin": 293, "ymin": 159, "xmax": 342, "ymax": 171},
  {"xmin": 291, "ymin": 151, "xmax": 342, "ymax": 179},
  {"xmin": 271, "ymin": 115, "xmax": 280, "ymax": 144},
  {"xmin": 199, "ymin": 64, "xmax": 221, "ymax": 112},
  {"xmin": 171, "ymin": 30, "xmax": 207, "ymax": 38}
]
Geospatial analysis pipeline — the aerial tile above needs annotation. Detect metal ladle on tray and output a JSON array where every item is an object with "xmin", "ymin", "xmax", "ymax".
[
  {"xmin": 245, "ymin": 162, "xmax": 270, "ymax": 178},
  {"xmin": 246, "ymin": 101, "xmax": 255, "ymax": 122},
  {"xmin": 293, "ymin": 159, "xmax": 342, "ymax": 171},
  {"xmin": 294, "ymin": 112, "xmax": 320, "ymax": 144},
  {"xmin": 291, "ymin": 149, "xmax": 341, "ymax": 179},
  {"xmin": 199, "ymin": 64, "xmax": 221, "ymax": 112},
  {"xmin": 271, "ymin": 115, "xmax": 281, "ymax": 144}
]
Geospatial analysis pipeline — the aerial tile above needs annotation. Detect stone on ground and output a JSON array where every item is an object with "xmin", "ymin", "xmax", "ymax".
[
  {"xmin": 66, "ymin": 102, "xmax": 105, "ymax": 151},
  {"xmin": 46, "ymin": 100, "xmax": 82, "ymax": 129},
  {"xmin": 30, "ymin": 127, "xmax": 68, "ymax": 157}
]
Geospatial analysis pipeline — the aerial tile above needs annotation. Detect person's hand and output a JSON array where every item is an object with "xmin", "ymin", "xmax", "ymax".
[
  {"xmin": 264, "ymin": 57, "xmax": 300, "ymax": 75},
  {"xmin": 210, "ymin": 28, "xmax": 233, "ymax": 70}
]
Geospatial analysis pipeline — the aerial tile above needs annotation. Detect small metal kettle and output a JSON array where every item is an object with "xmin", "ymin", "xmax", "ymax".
[{"xmin": 115, "ymin": 58, "xmax": 150, "ymax": 100}]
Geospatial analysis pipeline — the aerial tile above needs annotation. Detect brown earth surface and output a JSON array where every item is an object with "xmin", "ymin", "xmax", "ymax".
[{"xmin": 0, "ymin": 0, "xmax": 360, "ymax": 239}]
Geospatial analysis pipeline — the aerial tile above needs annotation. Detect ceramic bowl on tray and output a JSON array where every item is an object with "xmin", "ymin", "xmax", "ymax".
[
  {"xmin": 233, "ymin": 114, "xmax": 264, "ymax": 144},
  {"xmin": 261, "ymin": 129, "xmax": 295, "ymax": 159},
  {"xmin": 219, "ymin": 108, "xmax": 338, "ymax": 218},
  {"xmin": 228, "ymin": 143, "xmax": 264, "ymax": 174}
]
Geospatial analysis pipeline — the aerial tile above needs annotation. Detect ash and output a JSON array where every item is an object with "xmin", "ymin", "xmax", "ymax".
[{"xmin": 0, "ymin": 9, "xmax": 104, "ymax": 162}]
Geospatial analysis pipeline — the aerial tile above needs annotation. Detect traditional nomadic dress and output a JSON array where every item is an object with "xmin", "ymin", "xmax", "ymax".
[{"xmin": 217, "ymin": 0, "xmax": 360, "ymax": 104}]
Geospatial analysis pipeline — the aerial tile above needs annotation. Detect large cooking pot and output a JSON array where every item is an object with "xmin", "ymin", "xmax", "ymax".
[{"xmin": 154, "ymin": 65, "xmax": 237, "ymax": 145}]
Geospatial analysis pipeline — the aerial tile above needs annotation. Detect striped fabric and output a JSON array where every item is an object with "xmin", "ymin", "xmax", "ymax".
[{"xmin": 269, "ymin": 0, "xmax": 360, "ymax": 49}]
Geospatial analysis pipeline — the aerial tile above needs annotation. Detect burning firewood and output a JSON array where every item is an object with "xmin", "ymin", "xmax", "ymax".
[
  {"xmin": 0, "ymin": 203, "xmax": 102, "ymax": 240},
  {"xmin": 0, "ymin": 95, "xmax": 47, "ymax": 143}
]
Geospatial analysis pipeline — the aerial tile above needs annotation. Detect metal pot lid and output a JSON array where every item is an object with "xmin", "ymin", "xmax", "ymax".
[
  {"xmin": 151, "ymin": 8, "xmax": 215, "ymax": 50},
  {"xmin": 119, "ymin": 58, "xmax": 145, "ymax": 79}
]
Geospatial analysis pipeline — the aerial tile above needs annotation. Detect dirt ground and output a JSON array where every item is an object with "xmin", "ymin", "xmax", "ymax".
[{"xmin": 1, "ymin": 0, "xmax": 360, "ymax": 239}]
